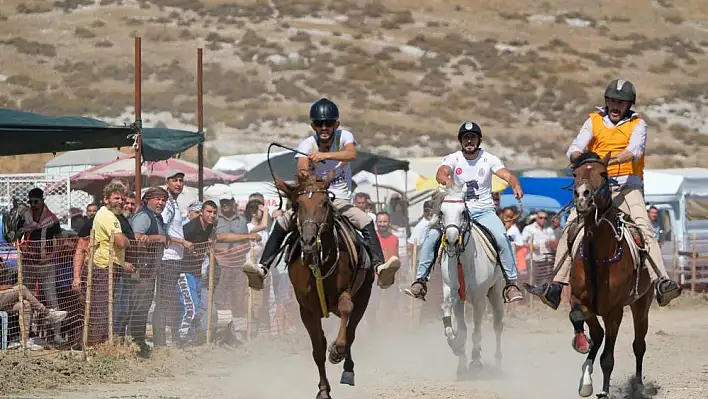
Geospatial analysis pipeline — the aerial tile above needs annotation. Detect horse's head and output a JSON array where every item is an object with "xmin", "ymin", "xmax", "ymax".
[
  {"xmin": 573, "ymin": 152, "xmax": 612, "ymax": 215},
  {"xmin": 275, "ymin": 169, "xmax": 335, "ymax": 255},
  {"xmin": 439, "ymin": 183, "xmax": 468, "ymax": 249}
]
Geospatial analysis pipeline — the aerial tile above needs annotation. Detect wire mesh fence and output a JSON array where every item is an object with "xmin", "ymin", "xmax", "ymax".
[{"xmin": 0, "ymin": 225, "xmax": 704, "ymax": 356}]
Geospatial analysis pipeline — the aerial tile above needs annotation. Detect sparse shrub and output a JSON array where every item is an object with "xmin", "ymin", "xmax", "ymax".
[
  {"xmin": 74, "ymin": 27, "xmax": 96, "ymax": 39},
  {"xmin": 16, "ymin": 2, "xmax": 53, "ymax": 14},
  {"xmin": 3, "ymin": 38, "xmax": 56, "ymax": 57},
  {"xmin": 95, "ymin": 39, "xmax": 114, "ymax": 48},
  {"xmin": 664, "ymin": 13, "xmax": 684, "ymax": 24},
  {"xmin": 91, "ymin": 19, "xmax": 106, "ymax": 28}
]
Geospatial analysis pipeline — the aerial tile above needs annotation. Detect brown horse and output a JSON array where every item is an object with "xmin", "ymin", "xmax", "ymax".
[
  {"xmin": 569, "ymin": 152, "xmax": 654, "ymax": 398},
  {"xmin": 275, "ymin": 170, "xmax": 374, "ymax": 399}
]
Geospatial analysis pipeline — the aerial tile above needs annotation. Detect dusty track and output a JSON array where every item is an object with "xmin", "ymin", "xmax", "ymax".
[{"xmin": 25, "ymin": 296, "xmax": 708, "ymax": 398}]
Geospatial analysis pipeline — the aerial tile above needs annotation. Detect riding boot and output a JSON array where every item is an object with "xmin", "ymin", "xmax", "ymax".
[
  {"xmin": 523, "ymin": 281, "xmax": 566, "ymax": 310},
  {"xmin": 655, "ymin": 277, "xmax": 682, "ymax": 307},
  {"xmin": 360, "ymin": 222, "xmax": 401, "ymax": 289},
  {"xmin": 243, "ymin": 223, "xmax": 289, "ymax": 290}
]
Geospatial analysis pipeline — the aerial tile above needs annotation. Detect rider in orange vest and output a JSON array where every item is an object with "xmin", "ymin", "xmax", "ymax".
[{"xmin": 524, "ymin": 79, "xmax": 682, "ymax": 309}]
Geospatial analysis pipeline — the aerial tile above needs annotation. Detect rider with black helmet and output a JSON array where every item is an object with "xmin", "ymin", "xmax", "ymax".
[
  {"xmin": 404, "ymin": 121, "xmax": 525, "ymax": 303},
  {"xmin": 243, "ymin": 98, "xmax": 402, "ymax": 290},
  {"xmin": 525, "ymin": 79, "xmax": 682, "ymax": 309}
]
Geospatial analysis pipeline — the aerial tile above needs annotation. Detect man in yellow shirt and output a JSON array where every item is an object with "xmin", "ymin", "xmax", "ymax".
[
  {"xmin": 87, "ymin": 182, "xmax": 130, "ymax": 346},
  {"xmin": 525, "ymin": 79, "xmax": 681, "ymax": 309}
]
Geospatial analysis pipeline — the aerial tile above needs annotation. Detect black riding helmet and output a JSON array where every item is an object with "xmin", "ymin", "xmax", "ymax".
[
  {"xmin": 604, "ymin": 79, "xmax": 636, "ymax": 104},
  {"xmin": 458, "ymin": 121, "xmax": 482, "ymax": 141},
  {"xmin": 309, "ymin": 98, "xmax": 339, "ymax": 121},
  {"xmin": 458, "ymin": 122, "xmax": 482, "ymax": 155}
]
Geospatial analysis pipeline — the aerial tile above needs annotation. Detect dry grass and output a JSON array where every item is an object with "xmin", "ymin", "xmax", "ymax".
[{"xmin": 0, "ymin": 0, "xmax": 706, "ymax": 171}]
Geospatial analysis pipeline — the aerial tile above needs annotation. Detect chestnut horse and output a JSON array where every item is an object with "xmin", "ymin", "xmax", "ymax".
[
  {"xmin": 569, "ymin": 152, "xmax": 654, "ymax": 398},
  {"xmin": 275, "ymin": 170, "xmax": 374, "ymax": 399}
]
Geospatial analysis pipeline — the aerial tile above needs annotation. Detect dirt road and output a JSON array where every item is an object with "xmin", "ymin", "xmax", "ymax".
[{"xmin": 30, "ymin": 297, "xmax": 708, "ymax": 398}]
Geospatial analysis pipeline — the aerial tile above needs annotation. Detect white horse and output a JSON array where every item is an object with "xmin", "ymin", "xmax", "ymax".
[{"xmin": 438, "ymin": 183, "xmax": 505, "ymax": 379}]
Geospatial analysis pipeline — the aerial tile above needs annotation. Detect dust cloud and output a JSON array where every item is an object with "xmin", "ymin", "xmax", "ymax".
[{"xmin": 23, "ymin": 295, "xmax": 708, "ymax": 398}]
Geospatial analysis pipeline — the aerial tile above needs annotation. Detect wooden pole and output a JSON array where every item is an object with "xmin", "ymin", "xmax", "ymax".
[
  {"xmin": 529, "ymin": 233, "xmax": 535, "ymax": 308},
  {"xmin": 108, "ymin": 234, "xmax": 115, "ymax": 345},
  {"xmin": 134, "ymin": 37, "xmax": 143, "ymax": 198},
  {"xmin": 82, "ymin": 230, "xmax": 96, "ymax": 360},
  {"xmin": 17, "ymin": 252, "xmax": 26, "ymax": 353},
  {"xmin": 197, "ymin": 47, "xmax": 205, "ymax": 201},
  {"xmin": 206, "ymin": 245, "xmax": 215, "ymax": 344},
  {"xmin": 374, "ymin": 166, "xmax": 380, "ymax": 212},
  {"xmin": 691, "ymin": 232, "xmax": 697, "ymax": 293}
]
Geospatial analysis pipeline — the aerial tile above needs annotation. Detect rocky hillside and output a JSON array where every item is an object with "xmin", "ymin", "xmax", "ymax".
[{"xmin": 0, "ymin": 0, "xmax": 707, "ymax": 173}]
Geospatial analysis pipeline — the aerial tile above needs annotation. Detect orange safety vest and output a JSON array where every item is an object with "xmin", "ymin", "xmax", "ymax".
[{"xmin": 586, "ymin": 112, "xmax": 646, "ymax": 179}]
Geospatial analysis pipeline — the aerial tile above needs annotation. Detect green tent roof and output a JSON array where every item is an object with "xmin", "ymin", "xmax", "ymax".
[{"xmin": 0, "ymin": 108, "xmax": 204, "ymax": 161}]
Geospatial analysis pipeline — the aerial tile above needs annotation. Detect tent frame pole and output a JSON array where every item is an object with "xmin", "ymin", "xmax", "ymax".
[
  {"xmin": 133, "ymin": 37, "xmax": 142, "ymax": 198},
  {"xmin": 197, "ymin": 48, "xmax": 204, "ymax": 201}
]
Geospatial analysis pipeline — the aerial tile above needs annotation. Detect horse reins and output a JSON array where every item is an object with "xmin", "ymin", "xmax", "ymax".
[
  {"xmin": 296, "ymin": 188, "xmax": 340, "ymax": 281},
  {"xmin": 439, "ymin": 198, "xmax": 472, "ymax": 257}
]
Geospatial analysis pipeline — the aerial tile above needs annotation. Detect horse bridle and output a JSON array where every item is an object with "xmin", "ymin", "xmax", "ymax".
[
  {"xmin": 439, "ymin": 198, "xmax": 471, "ymax": 257},
  {"xmin": 573, "ymin": 160, "xmax": 621, "ymax": 239},
  {"xmin": 295, "ymin": 188, "xmax": 340, "ymax": 279}
]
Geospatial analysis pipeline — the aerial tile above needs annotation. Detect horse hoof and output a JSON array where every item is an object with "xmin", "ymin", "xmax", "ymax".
[
  {"xmin": 596, "ymin": 391, "xmax": 609, "ymax": 398},
  {"xmin": 316, "ymin": 390, "xmax": 331, "ymax": 399},
  {"xmin": 469, "ymin": 360, "xmax": 483, "ymax": 370},
  {"xmin": 572, "ymin": 333, "xmax": 592, "ymax": 354},
  {"xmin": 578, "ymin": 383, "xmax": 593, "ymax": 397},
  {"xmin": 327, "ymin": 342, "xmax": 345, "ymax": 365},
  {"xmin": 340, "ymin": 370, "xmax": 355, "ymax": 386}
]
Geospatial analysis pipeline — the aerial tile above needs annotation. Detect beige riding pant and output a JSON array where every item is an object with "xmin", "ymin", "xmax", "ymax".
[
  {"xmin": 276, "ymin": 199, "xmax": 373, "ymax": 231},
  {"xmin": 555, "ymin": 187, "xmax": 667, "ymax": 283}
]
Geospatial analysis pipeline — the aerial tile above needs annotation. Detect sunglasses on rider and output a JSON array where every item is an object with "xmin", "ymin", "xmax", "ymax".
[{"xmin": 312, "ymin": 119, "xmax": 337, "ymax": 128}]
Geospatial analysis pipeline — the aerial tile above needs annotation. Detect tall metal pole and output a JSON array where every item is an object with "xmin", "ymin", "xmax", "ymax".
[
  {"xmin": 197, "ymin": 47, "xmax": 204, "ymax": 201},
  {"xmin": 134, "ymin": 37, "xmax": 143, "ymax": 198}
]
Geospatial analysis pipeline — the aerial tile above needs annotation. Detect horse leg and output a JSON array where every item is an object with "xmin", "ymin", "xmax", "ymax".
[
  {"xmin": 629, "ymin": 290, "xmax": 652, "ymax": 393},
  {"xmin": 451, "ymin": 300, "xmax": 468, "ymax": 380},
  {"xmin": 469, "ymin": 298, "xmax": 485, "ymax": 371},
  {"xmin": 578, "ymin": 314, "xmax": 604, "ymax": 398},
  {"xmin": 487, "ymin": 282, "xmax": 505, "ymax": 367},
  {"xmin": 299, "ymin": 306, "xmax": 331, "ymax": 399},
  {"xmin": 440, "ymin": 257, "xmax": 456, "ymax": 339},
  {"xmin": 597, "ymin": 308, "xmax": 623, "ymax": 398},
  {"xmin": 329, "ymin": 291, "xmax": 352, "ymax": 365},
  {"xmin": 570, "ymin": 304, "xmax": 592, "ymax": 354},
  {"xmin": 341, "ymin": 284, "xmax": 372, "ymax": 386}
]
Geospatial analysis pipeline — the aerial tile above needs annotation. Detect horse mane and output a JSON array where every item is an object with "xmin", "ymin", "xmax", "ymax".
[
  {"xmin": 274, "ymin": 169, "xmax": 333, "ymax": 202},
  {"xmin": 442, "ymin": 183, "xmax": 466, "ymax": 200}
]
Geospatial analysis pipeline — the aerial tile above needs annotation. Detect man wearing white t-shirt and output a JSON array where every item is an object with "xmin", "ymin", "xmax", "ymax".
[
  {"xmin": 407, "ymin": 200, "xmax": 434, "ymax": 251},
  {"xmin": 404, "ymin": 122, "xmax": 524, "ymax": 303},
  {"xmin": 243, "ymin": 98, "xmax": 401, "ymax": 290},
  {"xmin": 521, "ymin": 211, "xmax": 557, "ymax": 263}
]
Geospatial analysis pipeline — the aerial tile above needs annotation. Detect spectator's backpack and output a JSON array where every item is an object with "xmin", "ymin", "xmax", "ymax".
[{"xmin": 2, "ymin": 198, "xmax": 27, "ymax": 243}]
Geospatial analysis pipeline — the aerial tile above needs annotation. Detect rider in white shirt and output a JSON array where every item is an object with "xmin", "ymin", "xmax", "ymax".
[
  {"xmin": 404, "ymin": 122, "xmax": 525, "ymax": 303},
  {"xmin": 243, "ymin": 98, "xmax": 401, "ymax": 290}
]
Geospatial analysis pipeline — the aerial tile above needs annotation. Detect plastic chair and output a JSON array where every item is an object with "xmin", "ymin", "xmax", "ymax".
[{"xmin": 0, "ymin": 311, "xmax": 7, "ymax": 350}]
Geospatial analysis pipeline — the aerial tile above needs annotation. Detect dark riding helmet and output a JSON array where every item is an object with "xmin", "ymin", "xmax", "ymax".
[
  {"xmin": 457, "ymin": 121, "xmax": 482, "ymax": 141},
  {"xmin": 604, "ymin": 79, "xmax": 636, "ymax": 104},
  {"xmin": 309, "ymin": 98, "xmax": 339, "ymax": 122},
  {"xmin": 572, "ymin": 151, "xmax": 602, "ymax": 169}
]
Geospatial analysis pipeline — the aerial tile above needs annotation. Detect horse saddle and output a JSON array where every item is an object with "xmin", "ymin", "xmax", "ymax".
[
  {"xmin": 468, "ymin": 219, "xmax": 501, "ymax": 265},
  {"xmin": 568, "ymin": 212, "xmax": 646, "ymax": 270}
]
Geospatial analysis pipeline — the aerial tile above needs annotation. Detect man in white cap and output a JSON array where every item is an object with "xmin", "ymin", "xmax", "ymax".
[{"xmin": 154, "ymin": 170, "xmax": 193, "ymax": 346}]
